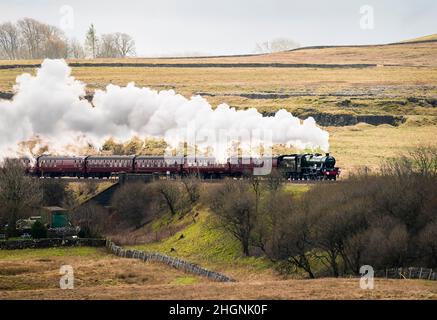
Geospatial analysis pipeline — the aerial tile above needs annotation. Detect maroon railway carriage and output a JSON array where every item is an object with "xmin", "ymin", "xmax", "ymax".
[
  {"xmin": 134, "ymin": 156, "xmax": 184, "ymax": 175},
  {"xmin": 229, "ymin": 156, "xmax": 278, "ymax": 177},
  {"xmin": 184, "ymin": 156, "xmax": 230, "ymax": 178},
  {"xmin": 36, "ymin": 155, "xmax": 86, "ymax": 177},
  {"xmin": 85, "ymin": 155, "xmax": 135, "ymax": 178}
]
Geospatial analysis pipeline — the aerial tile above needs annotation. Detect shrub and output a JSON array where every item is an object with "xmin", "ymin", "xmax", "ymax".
[{"xmin": 31, "ymin": 220, "xmax": 47, "ymax": 239}]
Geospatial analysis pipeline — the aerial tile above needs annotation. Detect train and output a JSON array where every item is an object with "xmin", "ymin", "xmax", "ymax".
[{"xmin": 21, "ymin": 153, "xmax": 340, "ymax": 180}]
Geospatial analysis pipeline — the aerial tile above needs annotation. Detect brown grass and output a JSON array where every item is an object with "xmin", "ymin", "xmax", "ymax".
[
  {"xmin": 0, "ymin": 40, "xmax": 436, "ymax": 66},
  {"xmin": 0, "ymin": 248, "xmax": 208, "ymax": 293},
  {"xmin": 1, "ymin": 247, "xmax": 436, "ymax": 300},
  {"xmin": 329, "ymin": 122, "xmax": 437, "ymax": 173},
  {"xmin": 1, "ymin": 277, "xmax": 435, "ymax": 300}
]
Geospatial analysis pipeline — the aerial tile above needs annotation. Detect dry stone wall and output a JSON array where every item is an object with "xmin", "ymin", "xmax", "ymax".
[{"xmin": 106, "ymin": 240, "xmax": 234, "ymax": 282}]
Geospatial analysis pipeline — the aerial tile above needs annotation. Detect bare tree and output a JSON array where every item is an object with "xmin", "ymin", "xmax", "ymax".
[
  {"xmin": 68, "ymin": 38, "xmax": 85, "ymax": 59},
  {"xmin": 85, "ymin": 24, "xmax": 99, "ymax": 59},
  {"xmin": 0, "ymin": 159, "xmax": 42, "ymax": 235},
  {"xmin": 42, "ymin": 25, "xmax": 68, "ymax": 58},
  {"xmin": 0, "ymin": 22, "xmax": 20, "ymax": 59},
  {"xmin": 153, "ymin": 180, "xmax": 188, "ymax": 216},
  {"xmin": 98, "ymin": 32, "xmax": 136, "ymax": 58},
  {"xmin": 114, "ymin": 32, "xmax": 135, "ymax": 57},
  {"xmin": 17, "ymin": 18, "xmax": 45, "ymax": 59},
  {"xmin": 409, "ymin": 145, "xmax": 437, "ymax": 176},
  {"xmin": 181, "ymin": 175, "xmax": 201, "ymax": 205},
  {"xmin": 209, "ymin": 180, "xmax": 255, "ymax": 256},
  {"xmin": 0, "ymin": 18, "xmax": 136, "ymax": 60},
  {"xmin": 99, "ymin": 33, "xmax": 118, "ymax": 58},
  {"xmin": 418, "ymin": 222, "xmax": 437, "ymax": 267},
  {"xmin": 40, "ymin": 179, "xmax": 71, "ymax": 207},
  {"xmin": 72, "ymin": 203, "xmax": 107, "ymax": 237},
  {"xmin": 276, "ymin": 209, "xmax": 317, "ymax": 278},
  {"xmin": 111, "ymin": 182, "xmax": 155, "ymax": 228},
  {"xmin": 254, "ymin": 38, "xmax": 300, "ymax": 54},
  {"xmin": 17, "ymin": 18, "xmax": 67, "ymax": 59}
]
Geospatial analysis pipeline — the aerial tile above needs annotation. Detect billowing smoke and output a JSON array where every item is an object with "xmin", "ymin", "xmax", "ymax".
[{"xmin": 0, "ymin": 59, "xmax": 329, "ymax": 160}]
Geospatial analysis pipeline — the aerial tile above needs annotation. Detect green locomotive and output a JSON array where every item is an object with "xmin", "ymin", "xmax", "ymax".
[{"xmin": 277, "ymin": 153, "xmax": 340, "ymax": 180}]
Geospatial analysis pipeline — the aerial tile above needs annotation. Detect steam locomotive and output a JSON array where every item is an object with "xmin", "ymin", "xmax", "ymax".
[{"xmin": 23, "ymin": 153, "xmax": 339, "ymax": 180}]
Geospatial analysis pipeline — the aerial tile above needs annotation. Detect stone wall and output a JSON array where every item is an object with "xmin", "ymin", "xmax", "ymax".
[
  {"xmin": 106, "ymin": 240, "xmax": 235, "ymax": 283},
  {"xmin": 0, "ymin": 238, "xmax": 106, "ymax": 250}
]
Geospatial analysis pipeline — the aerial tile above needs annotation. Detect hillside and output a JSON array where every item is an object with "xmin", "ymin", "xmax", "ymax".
[
  {"xmin": 398, "ymin": 33, "xmax": 437, "ymax": 43},
  {"xmin": 0, "ymin": 36, "xmax": 436, "ymax": 172},
  {"xmin": 1, "ymin": 204, "xmax": 436, "ymax": 300},
  {"xmin": 1, "ymin": 38, "xmax": 436, "ymax": 67}
]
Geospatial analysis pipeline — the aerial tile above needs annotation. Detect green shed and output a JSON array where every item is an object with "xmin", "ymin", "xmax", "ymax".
[{"xmin": 41, "ymin": 207, "xmax": 70, "ymax": 228}]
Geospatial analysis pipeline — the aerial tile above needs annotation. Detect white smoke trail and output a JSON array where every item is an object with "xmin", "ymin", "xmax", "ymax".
[{"xmin": 0, "ymin": 59, "xmax": 329, "ymax": 160}]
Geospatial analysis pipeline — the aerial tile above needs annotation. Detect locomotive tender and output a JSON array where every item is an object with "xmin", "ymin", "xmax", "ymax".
[{"xmin": 26, "ymin": 153, "xmax": 340, "ymax": 180}]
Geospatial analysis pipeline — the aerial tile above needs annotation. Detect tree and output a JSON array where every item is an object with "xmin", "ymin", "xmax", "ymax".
[
  {"xmin": 275, "ymin": 209, "xmax": 317, "ymax": 278},
  {"xmin": 123, "ymin": 137, "xmax": 144, "ymax": 155},
  {"xmin": 0, "ymin": 159, "xmax": 42, "ymax": 236},
  {"xmin": 40, "ymin": 179, "xmax": 71, "ymax": 207},
  {"xmin": 248, "ymin": 176, "xmax": 263, "ymax": 218},
  {"xmin": 153, "ymin": 180, "xmax": 188, "ymax": 216},
  {"xmin": 254, "ymin": 190, "xmax": 292, "ymax": 254},
  {"xmin": 417, "ymin": 222, "xmax": 437, "ymax": 267},
  {"xmin": 102, "ymin": 138, "xmax": 124, "ymax": 154},
  {"xmin": 111, "ymin": 182, "xmax": 155, "ymax": 228},
  {"xmin": 42, "ymin": 24, "xmax": 68, "ymax": 58},
  {"xmin": 72, "ymin": 203, "xmax": 107, "ymax": 238},
  {"xmin": 181, "ymin": 175, "xmax": 201, "ymax": 205},
  {"xmin": 17, "ymin": 18, "xmax": 68, "ymax": 59},
  {"xmin": 0, "ymin": 22, "xmax": 20, "ymax": 59},
  {"xmin": 254, "ymin": 38, "xmax": 300, "ymax": 54},
  {"xmin": 209, "ymin": 180, "xmax": 255, "ymax": 256},
  {"xmin": 17, "ymin": 18, "xmax": 44, "ymax": 59},
  {"xmin": 85, "ymin": 24, "xmax": 99, "ymax": 59},
  {"xmin": 0, "ymin": 18, "xmax": 89, "ymax": 60},
  {"xmin": 68, "ymin": 38, "xmax": 85, "ymax": 59},
  {"xmin": 409, "ymin": 145, "xmax": 437, "ymax": 176},
  {"xmin": 98, "ymin": 32, "xmax": 136, "ymax": 58},
  {"xmin": 114, "ymin": 32, "xmax": 135, "ymax": 57},
  {"xmin": 99, "ymin": 33, "xmax": 118, "ymax": 58}
]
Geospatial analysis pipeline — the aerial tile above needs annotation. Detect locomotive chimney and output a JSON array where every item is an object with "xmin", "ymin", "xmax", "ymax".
[{"xmin": 326, "ymin": 153, "xmax": 330, "ymax": 157}]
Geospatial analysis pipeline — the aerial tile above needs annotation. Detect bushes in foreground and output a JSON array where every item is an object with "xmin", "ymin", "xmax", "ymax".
[
  {"xmin": 207, "ymin": 148, "xmax": 437, "ymax": 277},
  {"xmin": 109, "ymin": 177, "xmax": 198, "ymax": 230}
]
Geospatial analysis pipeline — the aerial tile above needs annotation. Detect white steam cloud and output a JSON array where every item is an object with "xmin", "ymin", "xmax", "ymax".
[{"xmin": 0, "ymin": 59, "xmax": 329, "ymax": 160}]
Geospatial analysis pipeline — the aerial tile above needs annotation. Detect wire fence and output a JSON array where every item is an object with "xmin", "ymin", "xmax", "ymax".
[{"xmin": 375, "ymin": 267, "xmax": 437, "ymax": 281}]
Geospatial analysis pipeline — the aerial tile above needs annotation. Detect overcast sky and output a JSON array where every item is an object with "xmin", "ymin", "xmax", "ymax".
[{"xmin": 1, "ymin": 0, "xmax": 436, "ymax": 56}]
